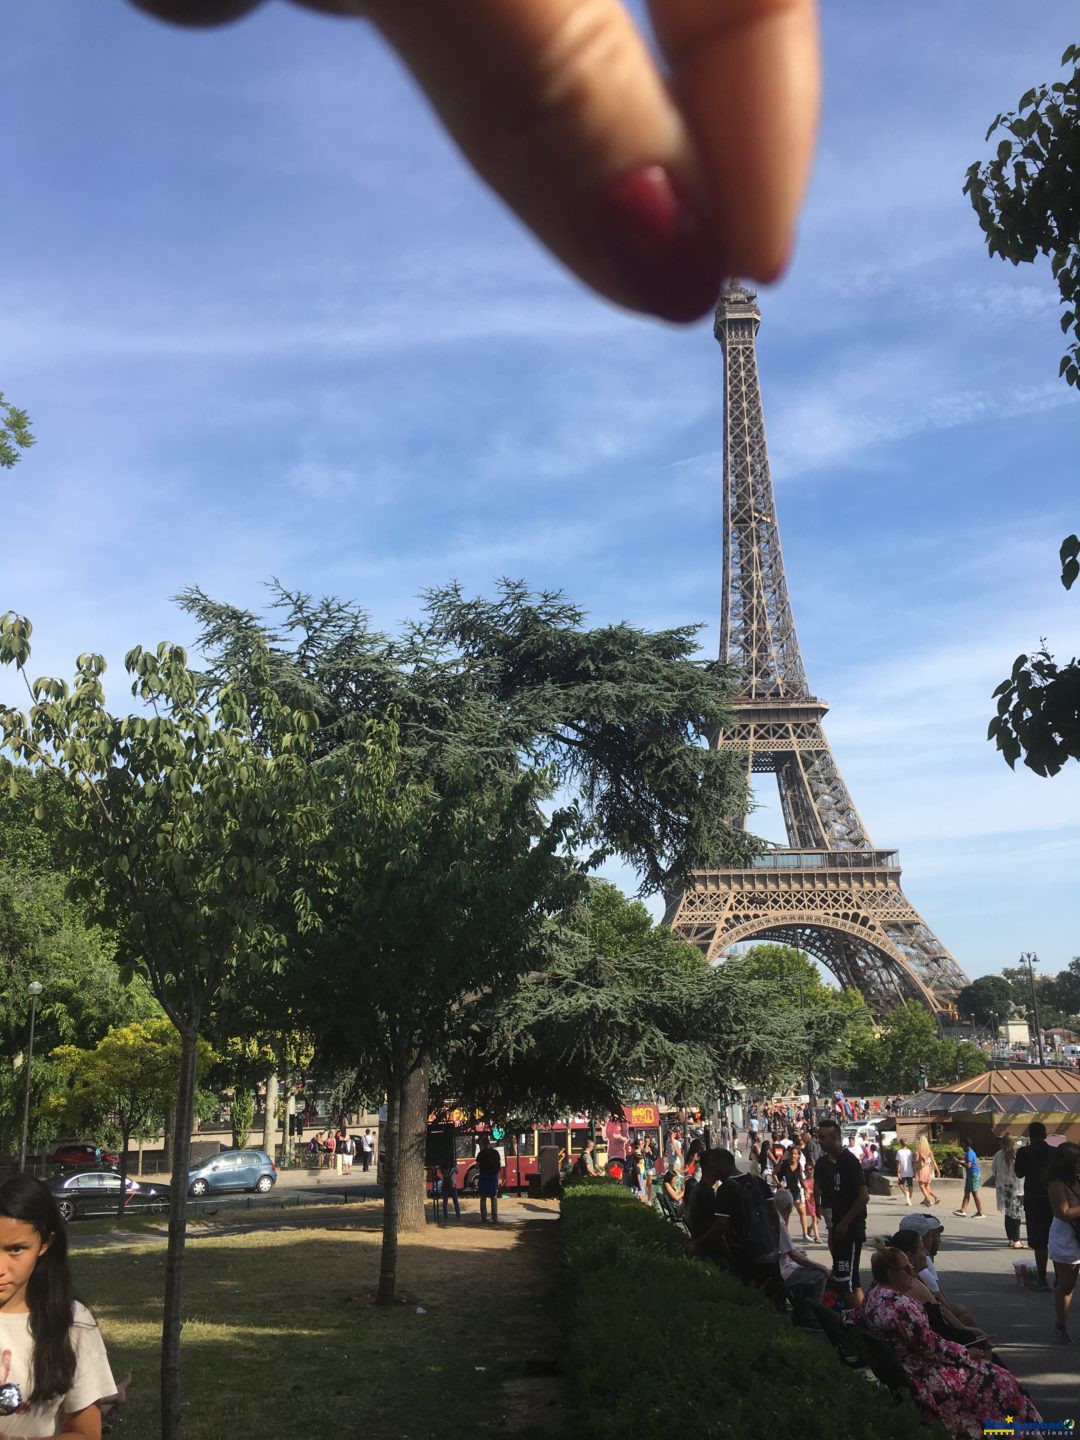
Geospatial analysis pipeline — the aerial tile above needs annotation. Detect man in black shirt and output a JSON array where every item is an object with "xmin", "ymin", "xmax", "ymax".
[
  {"xmin": 687, "ymin": 1148, "xmax": 728, "ymax": 1264},
  {"xmin": 688, "ymin": 1148, "xmax": 783, "ymax": 1309},
  {"xmin": 1015, "ymin": 1121, "xmax": 1054, "ymax": 1289},
  {"xmin": 814, "ymin": 1119, "xmax": 869, "ymax": 1308}
]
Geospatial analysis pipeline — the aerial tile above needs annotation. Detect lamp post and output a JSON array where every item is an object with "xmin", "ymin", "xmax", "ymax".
[
  {"xmin": 1021, "ymin": 952, "xmax": 1045, "ymax": 1067},
  {"xmin": 794, "ymin": 972, "xmax": 818, "ymax": 1128},
  {"xmin": 18, "ymin": 981, "xmax": 43, "ymax": 1174}
]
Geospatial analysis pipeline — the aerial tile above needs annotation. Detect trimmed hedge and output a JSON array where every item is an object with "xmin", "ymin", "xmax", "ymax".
[{"xmin": 561, "ymin": 1177, "xmax": 946, "ymax": 1439}]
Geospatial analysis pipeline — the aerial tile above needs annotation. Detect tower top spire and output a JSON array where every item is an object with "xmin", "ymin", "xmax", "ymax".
[{"xmin": 714, "ymin": 280, "xmax": 760, "ymax": 339}]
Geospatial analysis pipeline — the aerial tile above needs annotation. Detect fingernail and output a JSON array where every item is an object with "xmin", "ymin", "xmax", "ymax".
[{"xmin": 594, "ymin": 165, "xmax": 722, "ymax": 323}]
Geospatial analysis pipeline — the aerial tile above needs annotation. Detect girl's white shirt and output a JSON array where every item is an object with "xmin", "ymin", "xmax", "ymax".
[{"xmin": 0, "ymin": 1301, "xmax": 116, "ymax": 1436}]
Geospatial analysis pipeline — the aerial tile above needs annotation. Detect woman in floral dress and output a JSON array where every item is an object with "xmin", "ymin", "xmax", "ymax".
[{"xmin": 855, "ymin": 1246, "xmax": 1041, "ymax": 1440}]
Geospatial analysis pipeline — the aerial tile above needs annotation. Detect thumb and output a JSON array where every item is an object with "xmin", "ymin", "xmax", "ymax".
[{"xmin": 365, "ymin": 0, "xmax": 726, "ymax": 322}]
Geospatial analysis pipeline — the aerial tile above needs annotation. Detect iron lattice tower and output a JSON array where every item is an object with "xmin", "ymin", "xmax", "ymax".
[{"xmin": 664, "ymin": 282, "xmax": 969, "ymax": 1018}]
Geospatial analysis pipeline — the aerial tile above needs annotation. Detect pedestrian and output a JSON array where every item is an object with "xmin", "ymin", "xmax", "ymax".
[
  {"xmin": 439, "ymin": 1163, "xmax": 460, "ymax": 1222},
  {"xmin": 0, "ymin": 1176, "xmax": 119, "ymax": 1436},
  {"xmin": 336, "ymin": 1127, "xmax": 352, "ymax": 1174},
  {"xmin": 689, "ymin": 1148, "xmax": 784, "ymax": 1309},
  {"xmin": 1016, "ymin": 1121, "xmax": 1054, "ymax": 1290},
  {"xmin": 573, "ymin": 1140, "xmax": 599, "ymax": 1178},
  {"xmin": 990, "ymin": 1138, "xmax": 1024, "ymax": 1249},
  {"xmin": 475, "ymin": 1136, "xmax": 502, "ymax": 1224},
  {"xmin": 777, "ymin": 1146, "xmax": 810, "ymax": 1240},
  {"xmin": 813, "ymin": 1118, "xmax": 869, "ymax": 1308},
  {"xmin": 954, "ymin": 1137, "xmax": 985, "ymax": 1218},
  {"xmin": 324, "ymin": 1129, "xmax": 337, "ymax": 1171},
  {"xmin": 1046, "ymin": 1142, "xmax": 1080, "ymax": 1342},
  {"xmin": 914, "ymin": 1133, "xmax": 941, "ymax": 1206},
  {"xmin": 772, "ymin": 1188, "xmax": 829, "ymax": 1319},
  {"xmin": 894, "ymin": 1139, "xmax": 915, "ymax": 1206},
  {"xmin": 360, "ymin": 1128, "xmax": 375, "ymax": 1173}
]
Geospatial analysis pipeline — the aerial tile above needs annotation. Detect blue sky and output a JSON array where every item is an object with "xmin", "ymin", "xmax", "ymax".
[{"xmin": 2, "ymin": 2, "xmax": 1077, "ymax": 983}]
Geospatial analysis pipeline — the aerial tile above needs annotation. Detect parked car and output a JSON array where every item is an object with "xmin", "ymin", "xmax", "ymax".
[
  {"xmin": 48, "ymin": 1170, "xmax": 170, "ymax": 1222},
  {"xmin": 187, "ymin": 1148, "xmax": 277, "ymax": 1197},
  {"xmin": 50, "ymin": 1141, "xmax": 120, "ymax": 1170},
  {"xmin": 842, "ymin": 1118, "xmax": 897, "ymax": 1149}
]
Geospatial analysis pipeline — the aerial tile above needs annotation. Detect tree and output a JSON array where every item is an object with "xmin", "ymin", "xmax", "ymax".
[
  {"xmin": 956, "ymin": 975, "xmax": 1014, "ymax": 1028},
  {"xmin": 0, "ymin": 393, "xmax": 34, "ymax": 469},
  {"xmin": 1047, "ymin": 957, "xmax": 1080, "ymax": 1020},
  {"xmin": 851, "ymin": 1002, "xmax": 987, "ymax": 1094},
  {"xmin": 295, "ymin": 722, "xmax": 584, "ymax": 1304},
  {"xmin": 179, "ymin": 579, "xmax": 759, "ymax": 1236},
  {"xmin": 47, "ymin": 1020, "xmax": 212, "ymax": 1214},
  {"xmin": 438, "ymin": 882, "xmax": 803, "ymax": 1123},
  {"xmin": 730, "ymin": 943, "xmax": 875, "ymax": 1086},
  {"xmin": 965, "ymin": 46, "xmax": 1080, "ymax": 775},
  {"xmin": 0, "ymin": 615, "xmax": 331, "ymax": 1440}
]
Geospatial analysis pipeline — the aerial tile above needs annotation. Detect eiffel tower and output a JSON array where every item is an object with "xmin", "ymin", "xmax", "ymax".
[{"xmin": 664, "ymin": 282, "xmax": 969, "ymax": 1018}]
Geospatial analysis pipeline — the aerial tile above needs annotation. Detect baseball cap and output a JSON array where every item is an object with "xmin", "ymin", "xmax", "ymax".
[{"xmin": 898, "ymin": 1212, "xmax": 944, "ymax": 1236}]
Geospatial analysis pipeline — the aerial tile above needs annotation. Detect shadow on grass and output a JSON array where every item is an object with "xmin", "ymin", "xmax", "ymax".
[{"xmin": 74, "ymin": 1218, "xmax": 564, "ymax": 1439}]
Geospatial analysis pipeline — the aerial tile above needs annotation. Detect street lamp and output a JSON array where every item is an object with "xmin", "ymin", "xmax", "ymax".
[
  {"xmin": 18, "ymin": 981, "xmax": 43, "ymax": 1174},
  {"xmin": 1021, "ymin": 952, "xmax": 1045, "ymax": 1067}
]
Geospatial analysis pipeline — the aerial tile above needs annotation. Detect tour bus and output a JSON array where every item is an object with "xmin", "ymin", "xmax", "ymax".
[{"xmin": 426, "ymin": 1103, "xmax": 665, "ymax": 1195}]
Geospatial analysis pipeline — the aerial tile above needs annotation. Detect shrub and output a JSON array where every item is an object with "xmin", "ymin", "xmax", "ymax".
[{"xmin": 561, "ymin": 1177, "xmax": 945, "ymax": 1440}]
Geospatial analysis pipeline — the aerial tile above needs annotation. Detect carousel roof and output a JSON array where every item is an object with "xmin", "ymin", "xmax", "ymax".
[{"xmin": 908, "ymin": 1066, "xmax": 1080, "ymax": 1117}]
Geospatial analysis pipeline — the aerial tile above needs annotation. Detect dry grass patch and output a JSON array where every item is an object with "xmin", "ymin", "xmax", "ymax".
[{"xmin": 75, "ymin": 1212, "xmax": 563, "ymax": 1439}]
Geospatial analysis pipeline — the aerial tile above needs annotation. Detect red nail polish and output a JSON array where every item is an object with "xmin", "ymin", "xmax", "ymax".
[{"xmin": 595, "ymin": 165, "xmax": 722, "ymax": 323}]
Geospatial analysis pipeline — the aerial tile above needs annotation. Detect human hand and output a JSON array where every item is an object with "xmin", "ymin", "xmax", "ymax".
[
  {"xmin": 835, "ymin": 1219, "xmax": 848, "ymax": 1239},
  {"xmin": 126, "ymin": 0, "xmax": 820, "ymax": 323}
]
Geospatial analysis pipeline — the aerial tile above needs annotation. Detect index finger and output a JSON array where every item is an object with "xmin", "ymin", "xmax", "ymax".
[{"xmin": 650, "ymin": 0, "xmax": 820, "ymax": 281}]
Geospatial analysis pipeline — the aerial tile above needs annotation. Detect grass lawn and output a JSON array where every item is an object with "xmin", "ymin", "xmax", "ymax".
[{"xmin": 73, "ymin": 1203, "xmax": 564, "ymax": 1438}]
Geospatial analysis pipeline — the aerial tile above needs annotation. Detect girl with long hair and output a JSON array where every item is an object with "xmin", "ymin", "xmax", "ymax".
[
  {"xmin": 914, "ymin": 1132, "xmax": 941, "ymax": 1206},
  {"xmin": 0, "ymin": 1175, "xmax": 116, "ymax": 1438}
]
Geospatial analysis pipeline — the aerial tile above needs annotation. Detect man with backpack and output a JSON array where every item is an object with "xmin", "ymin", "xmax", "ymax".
[{"xmin": 688, "ymin": 1148, "xmax": 784, "ymax": 1310}]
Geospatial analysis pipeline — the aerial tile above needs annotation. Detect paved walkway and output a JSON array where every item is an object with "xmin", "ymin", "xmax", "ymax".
[{"xmin": 836, "ymin": 1186, "xmax": 1079, "ymax": 1423}]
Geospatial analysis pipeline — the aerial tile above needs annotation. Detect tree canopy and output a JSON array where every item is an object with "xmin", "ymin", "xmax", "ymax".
[
  {"xmin": 965, "ymin": 45, "xmax": 1080, "ymax": 777},
  {"xmin": 0, "ymin": 392, "xmax": 34, "ymax": 470}
]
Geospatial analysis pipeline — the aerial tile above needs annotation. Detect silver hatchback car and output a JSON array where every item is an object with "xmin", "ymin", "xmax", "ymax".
[{"xmin": 187, "ymin": 1148, "xmax": 277, "ymax": 1197}]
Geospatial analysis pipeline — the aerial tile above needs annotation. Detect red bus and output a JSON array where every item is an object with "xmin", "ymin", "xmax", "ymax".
[{"xmin": 427, "ymin": 1104, "xmax": 665, "ymax": 1194}]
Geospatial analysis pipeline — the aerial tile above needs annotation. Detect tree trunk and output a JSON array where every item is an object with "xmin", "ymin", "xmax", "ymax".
[
  {"xmin": 261, "ymin": 1072, "xmax": 278, "ymax": 1157},
  {"xmin": 397, "ymin": 1065, "xmax": 428, "ymax": 1234},
  {"xmin": 279, "ymin": 1046, "xmax": 292, "ymax": 1168},
  {"xmin": 117, "ymin": 1122, "xmax": 132, "ymax": 1220},
  {"xmin": 163, "ymin": 1104, "xmax": 176, "ymax": 1173},
  {"xmin": 376, "ymin": 1084, "xmax": 401, "ymax": 1306},
  {"xmin": 161, "ymin": 1023, "xmax": 200, "ymax": 1440}
]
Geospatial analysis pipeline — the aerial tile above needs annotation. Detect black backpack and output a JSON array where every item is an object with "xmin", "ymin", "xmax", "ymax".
[{"xmin": 728, "ymin": 1174, "xmax": 779, "ymax": 1263}]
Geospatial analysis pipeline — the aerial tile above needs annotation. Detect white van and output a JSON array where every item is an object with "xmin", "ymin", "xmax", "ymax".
[{"xmin": 841, "ymin": 1118, "xmax": 897, "ymax": 1149}]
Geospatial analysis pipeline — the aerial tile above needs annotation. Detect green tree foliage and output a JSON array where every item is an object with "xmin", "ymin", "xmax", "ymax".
[
  {"xmin": 730, "ymin": 943, "xmax": 875, "ymax": 1085},
  {"xmin": 178, "ymin": 579, "xmax": 759, "ymax": 896},
  {"xmin": 438, "ymin": 883, "xmax": 801, "ymax": 1123},
  {"xmin": 47, "ymin": 1020, "xmax": 213, "ymax": 1214},
  {"xmin": 955, "ymin": 975, "xmax": 1014, "ymax": 1027},
  {"xmin": 964, "ymin": 44, "xmax": 1080, "ymax": 387},
  {"xmin": 965, "ymin": 47, "xmax": 1080, "ymax": 776},
  {"xmin": 850, "ymin": 1002, "xmax": 986, "ymax": 1094},
  {"xmin": 0, "ymin": 770, "xmax": 159, "ymax": 1155},
  {"xmin": 0, "ymin": 393, "xmax": 34, "ymax": 470},
  {"xmin": 0, "ymin": 614, "xmax": 331, "ymax": 1440}
]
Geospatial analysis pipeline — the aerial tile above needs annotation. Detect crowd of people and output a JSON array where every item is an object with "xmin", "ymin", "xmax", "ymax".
[
  {"xmin": 659, "ymin": 1106, "xmax": 1080, "ymax": 1438},
  {"xmin": 304, "ymin": 1127, "xmax": 375, "ymax": 1172}
]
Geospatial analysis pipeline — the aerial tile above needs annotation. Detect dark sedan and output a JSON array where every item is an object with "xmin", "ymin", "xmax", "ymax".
[{"xmin": 48, "ymin": 1170, "xmax": 171, "ymax": 1222}]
